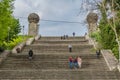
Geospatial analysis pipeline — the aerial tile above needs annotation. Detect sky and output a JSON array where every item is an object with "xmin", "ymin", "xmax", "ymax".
[{"xmin": 13, "ymin": 0, "xmax": 99, "ymax": 36}]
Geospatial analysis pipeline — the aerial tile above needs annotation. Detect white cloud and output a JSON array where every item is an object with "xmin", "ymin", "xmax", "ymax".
[{"xmin": 13, "ymin": 0, "xmax": 90, "ymax": 36}]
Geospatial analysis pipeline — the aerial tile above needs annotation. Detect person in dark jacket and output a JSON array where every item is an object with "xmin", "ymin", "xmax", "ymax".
[
  {"xmin": 73, "ymin": 32, "xmax": 75, "ymax": 37},
  {"xmin": 28, "ymin": 49, "xmax": 33, "ymax": 60},
  {"xmin": 96, "ymin": 49, "xmax": 101, "ymax": 58}
]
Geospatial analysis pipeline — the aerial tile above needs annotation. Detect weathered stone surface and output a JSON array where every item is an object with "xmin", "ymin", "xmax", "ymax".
[
  {"xmin": 86, "ymin": 12, "xmax": 98, "ymax": 33},
  {"xmin": 28, "ymin": 13, "xmax": 40, "ymax": 36},
  {"xmin": 87, "ymin": 12, "xmax": 98, "ymax": 23},
  {"xmin": 35, "ymin": 35, "xmax": 41, "ymax": 40},
  {"xmin": 28, "ymin": 13, "xmax": 39, "ymax": 23},
  {"xmin": 12, "ymin": 42, "xmax": 25, "ymax": 54},
  {"xmin": 101, "ymin": 50, "xmax": 118, "ymax": 71},
  {"xmin": 0, "ymin": 37, "xmax": 120, "ymax": 80},
  {"xmin": 26, "ymin": 38, "xmax": 34, "ymax": 45}
]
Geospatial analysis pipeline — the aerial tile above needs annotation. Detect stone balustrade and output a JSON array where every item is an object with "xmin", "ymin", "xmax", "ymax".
[{"xmin": 11, "ymin": 35, "xmax": 40, "ymax": 54}]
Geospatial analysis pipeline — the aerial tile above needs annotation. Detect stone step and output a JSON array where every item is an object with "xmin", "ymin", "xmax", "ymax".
[
  {"xmin": 0, "ymin": 70, "xmax": 119, "ymax": 80},
  {"xmin": 39, "ymin": 36, "xmax": 86, "ymax": 41},
  {"xmin": 22, "ymin": 48, "xmax": 93, "ymax": 53},
  {"xmin": 18, "ymin": 51, "xmax": 95, "ymax": 56},
  {"xmin": 0, "ymin": 54, "xmax": 108, "ymax": 70},
  {"xmin": 33, "ymin": 40, "xmax": 89, "ymax": 44},
  {"xmin": 22, "ymin": 44, "xmax": 93, "ymax": 51},
  {"xmin": 22, "ymin": 50, "xmax": 94, "ymax": 54},
  {"xmin": 9, "ymin": 53, "xmax": 98, "ymax": 59},
  {"xmin": 0, "ymin": 61, "xmax": 107, "ymax": 70},
  {"xmin": 1, "ymin": 36, "xmax": 120, "ymax": 80}
]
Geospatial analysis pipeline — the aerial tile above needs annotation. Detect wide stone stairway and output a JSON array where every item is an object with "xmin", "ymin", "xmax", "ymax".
[{"xmin": 0, "ymin": 36, "xmax": 120, "ymax": 80}]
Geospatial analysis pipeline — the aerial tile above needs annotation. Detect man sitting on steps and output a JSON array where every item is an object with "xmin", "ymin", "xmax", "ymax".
[
  {"xmin": 28, "ymin": 49, "xmax": 33, "ymax": 60},
  {"xmin": 96, "ymin": 49, "xmax": 101, "ymax": 58}
]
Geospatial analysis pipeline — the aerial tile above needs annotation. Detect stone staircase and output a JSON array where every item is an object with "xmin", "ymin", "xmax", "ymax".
[{"xmin": 0, "ymin": 36, "xmax": 120, "ymax": 80}]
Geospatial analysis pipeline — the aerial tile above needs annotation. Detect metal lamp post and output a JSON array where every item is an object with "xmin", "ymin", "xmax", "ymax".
[
  {"xmin": 23, "ymin": 26, "xmax": 24, "ymax": 40},
  {"xmin": 7, "ymin": 27, "xmax": 10, "ymax": 50},
  {"xmin": 8, "ymin": 27, "xmax": 10, "ymax": 42}
]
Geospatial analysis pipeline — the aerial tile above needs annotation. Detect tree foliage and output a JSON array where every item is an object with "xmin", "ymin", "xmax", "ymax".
[
  {"xmin": 96, "ymin": 0, "xmax": 120, "ymax": 59},
  {"xmin": 0, "ymin": 0, "xmax": 21, "ymax": 50}
]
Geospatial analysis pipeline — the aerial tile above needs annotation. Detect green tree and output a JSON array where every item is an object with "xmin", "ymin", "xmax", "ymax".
[
  {"xmin": 0, "ymin": 0, "xmax": 21, "ymax": 50},
  {"xmin": 96, "ymin": 0, "xmax": 120, "ymax": 59}
]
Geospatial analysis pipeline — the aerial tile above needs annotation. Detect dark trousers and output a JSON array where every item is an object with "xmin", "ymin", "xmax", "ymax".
[{"xmin": 69, "ymin": 48, "xmax": 72, "ymax": 52}]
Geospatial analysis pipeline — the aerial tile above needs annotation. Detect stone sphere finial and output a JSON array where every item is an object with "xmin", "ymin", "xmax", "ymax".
[
  {"xmin": 87, "ymin": 12, "xmax": 98, "ymax": 23},
  {"xmin": 28, "ymin": 13, "xmax": 40, "ymax": 23}
]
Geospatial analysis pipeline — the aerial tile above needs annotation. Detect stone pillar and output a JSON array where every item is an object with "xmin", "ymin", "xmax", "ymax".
[
  {"xmin": 28, "ymin": 13, "xmax": 40, "ymax": 36},
  {"xmin": 28, "ymin": 22, "xmax": 39, "ymax": 36},
  {"xmin": 86, "ymin": 12, "xmax": 98, "ymax": 34},
  {"xmin": 88, "ymin": 23, "xmax": 97, "ymax": 33}
]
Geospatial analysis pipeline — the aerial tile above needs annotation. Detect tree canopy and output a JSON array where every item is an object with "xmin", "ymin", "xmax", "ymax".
[
  {"xmin": 0, "ymin": 0, "xmax": 21, "ymax": 50},
  {"xmin": 91, "ymin": 0, "xmax": 120, "ymax": 59}
]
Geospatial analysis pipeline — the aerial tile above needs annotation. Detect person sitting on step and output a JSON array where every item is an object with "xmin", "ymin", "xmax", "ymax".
[
  {"xmin": 77, "ymin": 56, "xmax": 82, "ymax": 68},
  {"xmin": 96, "ymin": 49, "xmax": 101, "ymax": 58},
  {"xmin": 73, "ymin": 57, "xmax": 79, "ymax": 69},
  {"xmin": 69, "ymin": 56, "xmax": 73, "ymax": 69},
  {"xmin": 28, "ymin": 49, "xmax": 33, "ymax": 60}
]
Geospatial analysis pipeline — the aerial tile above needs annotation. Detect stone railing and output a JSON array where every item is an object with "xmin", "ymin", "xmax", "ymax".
[
  {"xmin": 85, "ymin": 34, "xmax": 119, "ymax": 71},
  {"xmin": 26, "ymin": 38, "xmax": 35, "ymax": 45},
  {"xmin": 12, "ymin": 35, "xmax": 40, "ymax": 54},
  {"xmin": 118, "ymin": 63, "xmax": 120, "ymax": 72},
  {"xmin": 101, "ymin": 50, "xmax": 118, "ymax": 71},
  {"xmin": 12, "ymin": 42, "xmax": 26, "ymax": 54},
  {"xmin": 85, "ymin": 34, "xmax": 97, "ymax": 49},
  {"xmin": 0, "ymin": 35, "xmax": 41, "ymax": 64}
]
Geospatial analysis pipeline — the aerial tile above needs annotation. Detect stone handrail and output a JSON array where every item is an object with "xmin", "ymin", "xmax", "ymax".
[
  {"xmin": 12, "ymin": 35, "xmax": 40, "ymax": 54},
  {"xmin": 26, "ymin": 38, "xmax": 35, "ymax": 45},
  {"xmin": 12, "ymin": 42, "xmax": 26, "ymax": 54},
  {"xmin": 101, "ymin": 50, "xmax": 118, "ymax": 71},
  {"xmin": 85, "ymin": 34, "xmax": 119, "ymax": 71},
  {"xmin": 35, "ymin": 35, "xmax": 41, "ymax": 40}
]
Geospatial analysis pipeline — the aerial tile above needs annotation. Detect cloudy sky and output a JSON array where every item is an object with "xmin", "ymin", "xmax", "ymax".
[{"xmin": 13, "ymin": 0, "xmax": 99, "ymax": 36}]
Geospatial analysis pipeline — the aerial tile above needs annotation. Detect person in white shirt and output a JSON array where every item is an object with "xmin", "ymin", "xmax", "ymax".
[
  {"xmin": 77, "ymin": 56, "xmax": 82, "ymax": 68},
  {"xmin": 68, "ymin": 45, "xmax": 72, "ymax": 52}
]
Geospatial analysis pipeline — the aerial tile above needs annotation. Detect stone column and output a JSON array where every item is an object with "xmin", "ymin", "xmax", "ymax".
[
  {"xmin": 28, "ymin": 13, "xmax": 40, "ymax": 36},
  {"xmin": 86, "ymin": 12, "xmax": 98, "ymax": 34}
]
